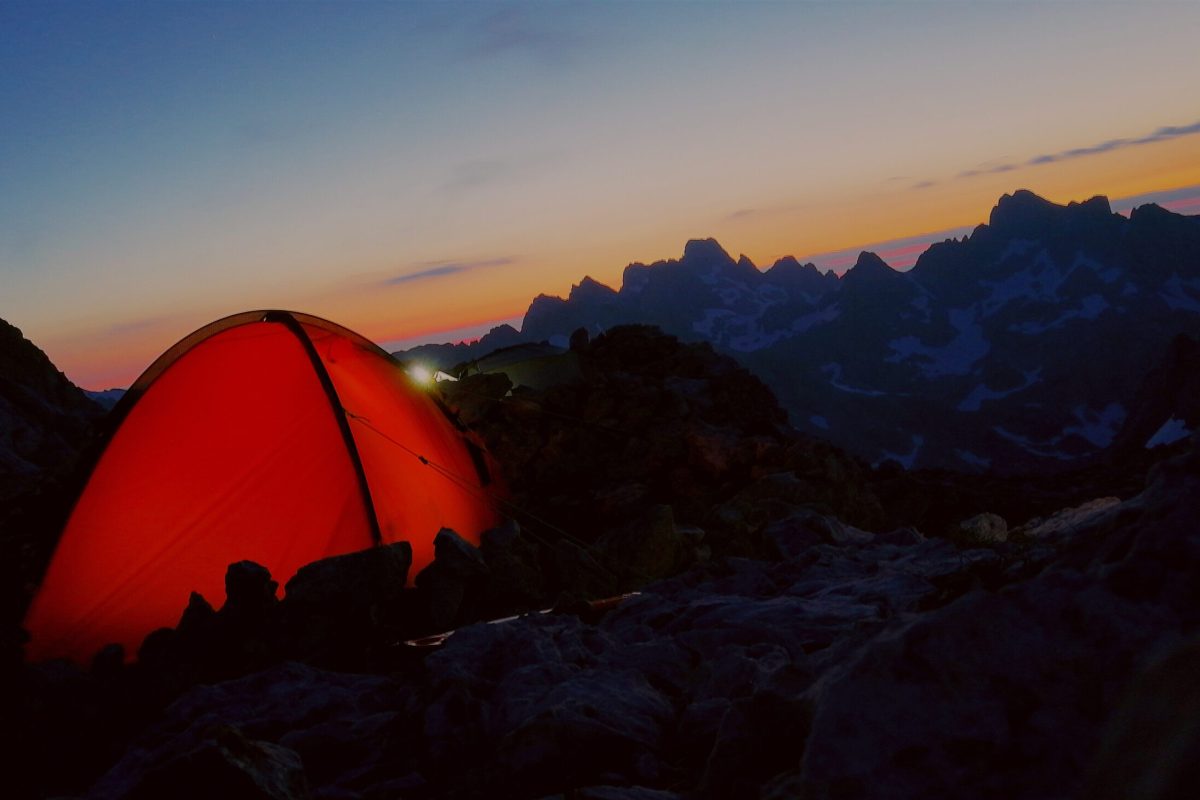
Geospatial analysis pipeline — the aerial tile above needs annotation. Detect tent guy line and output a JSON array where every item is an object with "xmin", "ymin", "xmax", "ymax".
[{"xmin": 345, "ymin": 408, "xmax": 590, "ymax": 551}]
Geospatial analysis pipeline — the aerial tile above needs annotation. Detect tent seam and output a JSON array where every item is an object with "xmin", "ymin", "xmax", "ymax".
[{"xmin": 270, "ymin": 311, "xmax": 385, "ymax": 547}]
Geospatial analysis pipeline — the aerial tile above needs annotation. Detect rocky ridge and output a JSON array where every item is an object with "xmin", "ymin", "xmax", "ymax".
[
  {"xmin": 15, "ymin": 434, "xmax": 1197, "ymax": 800},
  {"xmin": 0, "ymin": 318, "xmax": 104, "ymax": 667},
  {"xmin": 0, "ymin": 318, "xmax": 100, "ymax": 489},
  {"xmin": 6, "ymin": 325, "xmax": 1200, "ymax": 799}
]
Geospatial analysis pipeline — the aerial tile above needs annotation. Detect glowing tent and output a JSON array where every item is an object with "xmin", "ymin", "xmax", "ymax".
[{"xmin": 24, "ymin": 311, "xmax": 502, "ymax": 663}]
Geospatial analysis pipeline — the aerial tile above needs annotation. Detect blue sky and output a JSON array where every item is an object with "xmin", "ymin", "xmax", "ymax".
[{"xmin": 2, "ymin": 1, "xmax": 1199, "ymax": 387}]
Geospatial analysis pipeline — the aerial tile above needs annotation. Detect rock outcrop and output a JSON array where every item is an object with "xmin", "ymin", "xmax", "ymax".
[
  {"xmin": 10, "ymin": 321, "xmax": 1200, "ymax": 800},
  {"xmin": 7, "ymin": 436, "xmax": 1183, "ymax": 798}
]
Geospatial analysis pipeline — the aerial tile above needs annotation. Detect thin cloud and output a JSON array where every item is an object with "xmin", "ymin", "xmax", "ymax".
[
  {"xmin": 104, "ymin": 316, "xmax": 172, "ymax": 337},
  {"xmin": 383, "ymin": 257, "xmax": 514, "ymax": 286},
  {"xmin": 437, "ymin": 150, "xmax": 565, "ymax": 197},
  {"xmin": 467, "ymin": 8, "xmax": 590, "ymax": 67},
  {"xmin": 954, "ymin": 117, "xmax": 1200, "ymax": 179},
  {"xmin": 1136, "ymin": 120, "xmax": 1200, "ymax": 142},
  {"xmin": 441, "ymin": 159, "xmax": 511, "ymax": 194},
  {"xmin": 958, "ymin": 162, "xmax": 1019, "ymax": 178},
  {"xmin": 722, "ymin": 202, "xmax": 807, "ymax": 224}
]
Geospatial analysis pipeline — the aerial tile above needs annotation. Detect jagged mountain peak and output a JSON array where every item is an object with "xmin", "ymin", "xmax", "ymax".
[
  {"xmin": 841, "ymin": 251, "xmax": 898, "ymax": 282},
  {"xmin": 764, "ymin": 256, "xmax": 835, "ymax": 296},
  {"xmin": 988, "ymin": 189, "xmax": 1116, "ymax": 236},
  {"xmin": 569, "ymin": 276, "xmax": 618, "ymax": 303},
  {"xmin": 989, "ymin": 189, "xmax": 1060, "ymax": 232},
  {"xmin": 767, "ymin": 255, "xmax": 823, "ymax": 276},
  {"xmin": 1069, "ymin": 194, "xmax": 1114, "ymax": 218},
  {"xmin": 406, "ymin": 189, "xmax": 1200, "ymax": 473},
  {"xmin": 1129, "ymin": 202, "xmax": 1174, "ymax": 223},
  {"xmin": 681, "ymin": 238, "xmax": 735, "ymax": 268}
]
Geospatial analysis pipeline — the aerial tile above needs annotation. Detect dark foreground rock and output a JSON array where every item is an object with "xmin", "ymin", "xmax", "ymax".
[
  {"xmin": 9, "ymin": 325, "xmax": 1200, "ymax": 799},
  {"xmin": 15, "ymin": 439, "xmax": 1189, "ymax": 799}
]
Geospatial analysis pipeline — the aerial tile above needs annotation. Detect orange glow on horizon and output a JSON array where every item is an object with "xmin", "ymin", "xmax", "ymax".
[{"xmin": 36, "ymin": 131, "xmax": 1200, "ymax": 393}]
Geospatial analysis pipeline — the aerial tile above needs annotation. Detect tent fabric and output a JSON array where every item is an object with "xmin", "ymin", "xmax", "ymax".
[{"xmin": 23, "ymin": 311, "xmax": 503, "ymax": 664}]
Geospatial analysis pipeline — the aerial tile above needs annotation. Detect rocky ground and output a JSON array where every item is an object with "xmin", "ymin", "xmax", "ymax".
[{"xmin": 4, "ymin": 326, "xmax": 1199, "ymax": 798}]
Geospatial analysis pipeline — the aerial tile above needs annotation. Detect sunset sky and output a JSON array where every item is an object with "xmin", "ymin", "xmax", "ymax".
[{"xmin": 3, "ymin": 1, "xmax": 1199, "ymax": 389}]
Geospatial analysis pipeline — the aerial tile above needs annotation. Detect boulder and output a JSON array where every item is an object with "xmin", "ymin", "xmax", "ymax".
[
  {"xmin": 221, "ymin": 561, "xmax": 279, "ymax": 624},
  {"xmin": 1082, "ymin": 634, "xmax": 1200, "ymax": 800},
  {"xmin": 1009, "ymin": 497, "xmax": 1121, "ymax": 542},
  {"xmin": 430, "ymin": 528, "xmax": 488, "ymax": 579},
  {"xmin": 955, "ymin": 512, "xmax": 1008, "ymax": 544},
  {"xmin": 279, "ymin": 542, "xmax": 412, "ymax": 667},
  {"xmin": 480, "ymin": 522, "xmax": 545, "ymax": 614},
  {"xmin": 415, "ymin": 530, "xmax": 490, "ymax": 632},
  {"xmin": 549, "ymin": 539, "xmax": 619, "ymax": 600},
  {"xmin": 700, "ymin": 689, "xmax": 809, "ymax": 797},
  {"xmin": 99, "ymin": 725, "xmax": 310, "ymax": 800},
  {"xmin": 596, "ymin": 505, "xmax": 686, "ymax": 585},
  {"xmin": 283, "ymin": 541, "xmax": 411, "ymax": 613},
  {"xmin": 765, "ymin": 509, "xmax": 873, "ymax": 559}
]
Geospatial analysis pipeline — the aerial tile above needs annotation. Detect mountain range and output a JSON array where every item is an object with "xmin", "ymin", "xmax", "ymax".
[{"xmin": 401, "ymin": 190, "xmax": 1200, "ymax": 473}]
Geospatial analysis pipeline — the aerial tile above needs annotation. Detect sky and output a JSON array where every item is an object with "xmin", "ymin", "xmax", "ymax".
[{"xmin": 2, "ymin": 1, "xmax": 1199, "ymax": 389}]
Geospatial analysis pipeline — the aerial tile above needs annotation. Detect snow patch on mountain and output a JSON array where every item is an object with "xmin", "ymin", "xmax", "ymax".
[
  {"xmin": 1062, "ymin": 403, "xmax": 1126, "ymax": 448},
  {"xmin": 822, "ymin": 363, "xmax": 890, "ymax": 397},
  {"xmin": 874, "ymin": 435, "xmax": 924, "ymax": 469},
  {"xmin": 717, "ymin": 285, "xmax": 750, "ymax": 306},
  {"xmin": 793, "ymin": 305, "xmax": 840, "ymax": 334},
  {"xmin": 693, "ymin": 308, "xmax": 736, "ymax": 338},
  {"xmin": 1159, "ymin": 274, "xmax": 1200, "ymax": 312},
  {"xmin": 728, "ymin": 327, "xmax": 782, "ymax": 352},
  {"xmin": 1009, "ymin": 294, "xmax": 1110, "ymax": 334},
  {"xmin": 957, "ymin": 369, "xmax": 1042, "ymax": 412},
  {"xmin": 757, "ymin": 284, "xmax": 788, "ymax": 304},
  {"xmin": 995, "ymin": 238, "xmax": 1038, "ymax": 262},
  {"xmin": 886, "ymin": 307, "xmax": 990, "ymax": 378},
  {"xmin": 906, "ymin": 294, "xmax": 932, "ymax": 323},
  {"xmin": 992, "ymin": 427, "xmax": 1076, "ymax": 461},
  {"xmin": 1145, "ymin": 417, "xmax": 1192, "ymax": 449},
  {"xmin": 979, "ymin": 250, "xmax": 1066, "ymax": 316},
  {"xmin": 991, "ymin": 403, "xmax": 1124, "ymax": 458},
  {"xmin": 954, "ymin": 449, "xmax": 991, "ymax": 469}
]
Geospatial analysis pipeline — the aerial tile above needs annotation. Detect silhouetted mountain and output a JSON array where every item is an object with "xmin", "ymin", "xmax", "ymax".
[
  {"xmin": 747, "ymin": 192, "xmax": 1200, "ymax": 472},
  {"xmin": 398, "ymin": 323, "xmax": 527, "ymax": 370},
  {"xmin": 0, "ymin": 318, "xmax": 101, "ymax": 491},
  {"xmin": 768, "ymin": 255, "xmax": 838, "ymax": 287},
  {"xmin": 84, "ymin": 389, "xmax": 125, "ymax": 410},
  {"xmin": 398, "ymin": 190, "xmax": 1200, "ymax": 472}
]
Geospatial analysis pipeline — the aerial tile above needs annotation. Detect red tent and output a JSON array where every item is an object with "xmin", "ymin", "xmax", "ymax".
[{"xmin": 24, "ymin": 311, "xmax": 503, "ymax": 663}]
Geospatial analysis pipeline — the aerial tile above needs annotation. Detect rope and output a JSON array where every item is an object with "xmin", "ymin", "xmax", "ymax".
[
  {"xmin": 341, "ymin": 409, "xmax": 590, "ymax": 552},
  {"xmin": 443, "ymin": 383, "xmax": 637, "ymax": 439}
]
